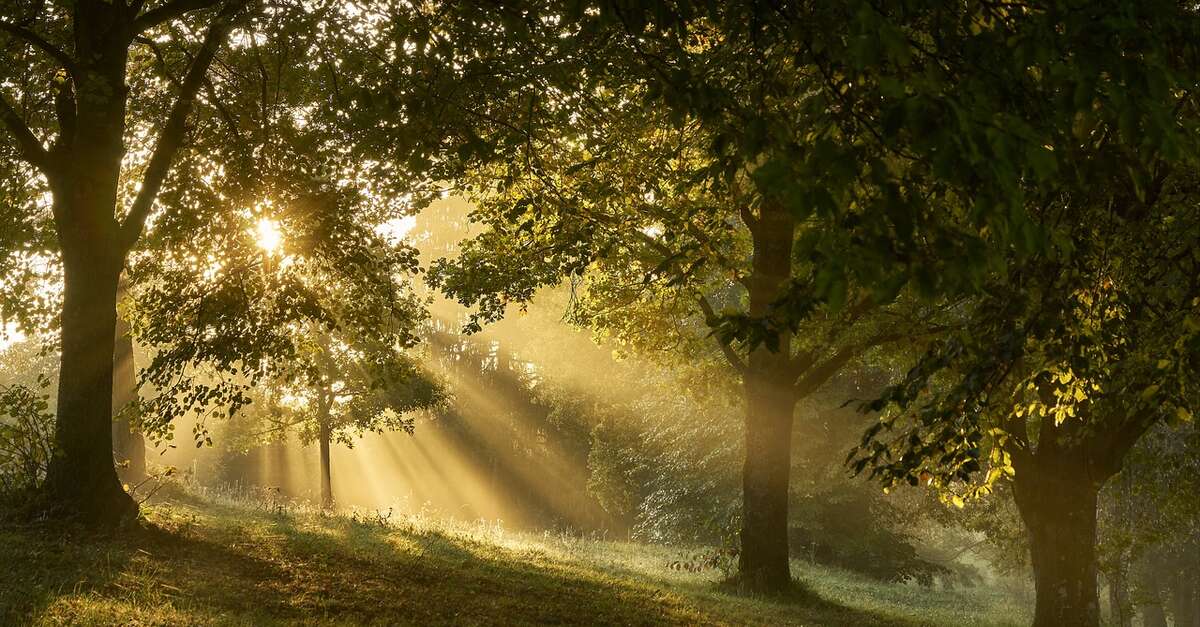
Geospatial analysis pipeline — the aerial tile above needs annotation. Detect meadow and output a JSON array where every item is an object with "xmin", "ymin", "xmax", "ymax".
[{"xmin": 0, "ymin": 484, "xmax": 1028, "ymax": 626}]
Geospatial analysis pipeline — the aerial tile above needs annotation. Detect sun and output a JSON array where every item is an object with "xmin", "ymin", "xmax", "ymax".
[{"xmin": 255, "ymin": 218, "xmax": 283, "ymax": 255}]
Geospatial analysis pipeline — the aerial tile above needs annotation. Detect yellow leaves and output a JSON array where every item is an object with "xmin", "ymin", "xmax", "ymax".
[
  {"xmin": 1141, "ymin": 384, "xmax": 1161, "ymax": 400},
  {"xmin": 951, "ymin": 495, "xmax": 965, "ymax": 509},
  {"xmin": 1053, "ymin": 403, "xmax": 1077, "ymax": 425},
  {"xmin": 1176, "ymin": 406, "xmax": 1193, "ymax": 423}
]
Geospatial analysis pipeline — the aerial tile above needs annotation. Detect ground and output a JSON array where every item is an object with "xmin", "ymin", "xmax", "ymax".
[{"xmin": 0, "ymin": 486, "xmax": 1028, "ymax": 626}]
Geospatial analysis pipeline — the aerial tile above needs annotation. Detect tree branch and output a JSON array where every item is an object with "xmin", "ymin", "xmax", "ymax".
[
  {"xmin": 0, "ymin": 20, "xmax": 78, "ymax": 76},
  {"xmin": 0, "ymin": 93, "xmax": 53, "ymax": 175},
  {"xmin": 698, "ymin": 293, "xmax": 747, "ymax": 375},
  {"xmin": 119, "ymin": 0, "xmax": 247, "ymax": 251},
  {"xmin": 1088, "ymin": 407, "xmax": 1157, "ymax": 483},
  {"xmin": 794, "ymin": 324, "xmax": 952, "ymax": 397},
  {"xmin": 794, "ymin": 345, "xmax": 862, "ymax": 398},
  {"xmin": 134, "ymin": 0, "xmax": 222, "ymax": 31},
  {"xmin": 51, "ymin": 78, "xmax": 76, "ymax": 157}
]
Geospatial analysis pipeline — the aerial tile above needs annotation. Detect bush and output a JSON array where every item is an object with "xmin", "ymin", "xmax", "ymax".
[
  {"xmin": 0, "ymin": 379, "xmax": 54, "ymax": 503},
  {"xmin": 789, "ymin": 488, "xmax": 949, "ymax": 585}
]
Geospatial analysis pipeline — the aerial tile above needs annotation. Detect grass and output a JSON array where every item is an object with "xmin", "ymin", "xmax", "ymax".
[{"xmin": 0, "ymin": 485, "xmax": 1029, "ymax": 626}]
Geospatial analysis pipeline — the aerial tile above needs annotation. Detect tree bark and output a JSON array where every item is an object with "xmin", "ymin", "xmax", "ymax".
[
  {"xmin": 318, "ymin": 420, "xmax": 333, "ymax": 510},
  {"xmin": 1012, "ymin": 463, "xmax": 1102, "ymax": 627},
  {"xmin": 43, "ymin": 252, "xmax": 137, "ymax": 526},
  {"xmin": 316, "ymin": 386, "xmax": 334, "ymax": 510},
  {"xmin": 39, "ymin": 1, "xmax": 138, "ymax": 528},
  {"xmin": 112, "ymin": 278, "xmax": 146, "ymax": 483},
  {"xmin": 737, "ymin": 202, "xmax": 797, "ymax": 592},
  {"xmin": 740, "ymin": 365, "xmax": 798, "ymax": 590}
]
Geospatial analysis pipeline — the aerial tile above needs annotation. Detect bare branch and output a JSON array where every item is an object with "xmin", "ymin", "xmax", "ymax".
[
  {"xmin": 697, "ymin": 294, "xmax": 747, "ymax": 375},
  {"xmin": 120, "ymin": 0, "xmax": 248, "ymax": 251},
  {"xmin": 134, "ymin": 0, "xmax": 222, "ymax": 31},
  {"xmin": 0, "ymin": 20, "xmax": 78, "ymax": 76},
  {"xmin": 0, "ymin": 92, "xmax": 53, "ymax": 175},
  {"xmin": 794, "ymin": 324, "xmax": 952, "ymax": 396},
  {"xmin": 134, "ymin": 35, "xmax": 184, "ymax": 90},
  {"xmin": 136, "ymin": 33, "xmax": 241, "ymax": 138},
  {"xmin": 794, "ymin": 346, "xmax": 861, "ymax": 398}
]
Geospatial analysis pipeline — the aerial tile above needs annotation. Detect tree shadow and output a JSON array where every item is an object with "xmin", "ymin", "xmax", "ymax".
[{"xmin": 2, "ymin": 504, "xmax": 911, "ymax": 626}]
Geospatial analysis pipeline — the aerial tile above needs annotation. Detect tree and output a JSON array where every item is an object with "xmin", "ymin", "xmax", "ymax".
[
  {"xmin": 385, "ymin": 3, "xmax": 949, "ymax": 590},
  {"xmin": 851, "ymin": 176, "xmax": 1200, "ymax": 625},
  {"xmin": 256, "ymin": 327, "xmax": 442, "ymax": 510},
  {"xmin": 0, "ymin": 0, "xmax": 258, "ymax": 525},
  {"xmin": 796, "ymin": 3, "xmax": 1200, "ymax": 623},
  {"xmin": 0, "ymin": 0, "xmax": 451, "ymax": 526},
  {"xmin": 121, "ymin": 155, "xmax": 442, "ymax": 509}
]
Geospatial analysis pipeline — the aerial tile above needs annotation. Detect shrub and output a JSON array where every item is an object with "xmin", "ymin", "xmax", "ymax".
[{"xmin": 0, "ymin": 378, "xmax": 54, "ymax": 503}]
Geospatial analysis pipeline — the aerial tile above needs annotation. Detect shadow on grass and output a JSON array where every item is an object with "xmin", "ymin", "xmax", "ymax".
[{"xmin": 0, "ymin": 499, "xmax": 910, "ymax": 626}]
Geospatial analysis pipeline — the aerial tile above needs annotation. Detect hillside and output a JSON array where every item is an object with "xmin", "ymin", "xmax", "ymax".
[{"xmin": 0, "ymin": 487, "xmax": 1027, "ymax": 626}]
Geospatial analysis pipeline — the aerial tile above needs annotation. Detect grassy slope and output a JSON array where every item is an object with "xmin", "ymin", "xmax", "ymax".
[{"xmin": 0, "ymin": 490, "xmax": 1028, "ymax": 626}]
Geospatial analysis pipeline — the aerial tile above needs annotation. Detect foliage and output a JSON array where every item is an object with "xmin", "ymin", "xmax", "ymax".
[
  {"xmin": 0, "ymin": 377, "xmax": 53, "ymax": 500},
  {"xmin": 0, "ymin": 339, "xmax": 57, "ymax": 503},
  {"xmin": 0, "ymin": 0, "xmax": 464, "ymax": 502},
  {"xmin": 850, "ymin": 184, "xmax": 1200, "ymax": 499},
  {"xmin": 126, "ymin": 169, "xmax": 435, "ymax": 445}
]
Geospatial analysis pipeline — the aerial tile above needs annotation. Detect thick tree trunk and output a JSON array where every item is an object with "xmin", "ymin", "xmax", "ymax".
[
  {"xmin": 40, "ymin": 1, "xmax": 137, "ymax": 527},
  {"xmin": 1012, "ymin": 467, "xmax": 1102, "ymax": 627},
  {"xmin": 112, "ymin": 279, "xmax": 146, "ymax": 483},
  {"xmin": 740, "ymin": 366, "xmax": 798, "ymax": 590},
  {"xmin": 737, "ymin": 203, "xmax": 797, "ymax": 592},
  {"xmin": 43, "ymin": 254, "xmax": 137, "ymax": 526}
]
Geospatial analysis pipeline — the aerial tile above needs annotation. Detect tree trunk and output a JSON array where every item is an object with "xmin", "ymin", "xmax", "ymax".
[
  {"xmin": 43, "ymin": 253, "xmax": 137, "ymax": 526},
  {"xmin": 1012, "ymin": 466, "xmax": 1102, "ymax": 627},
  {"xmin": 40, "ymin": 2, "xmax": 137, "ymax": 527},
  {"xmin": 737, "ymin": 202, "xmax": 797, "ymax": 592},
  {"xmin": 318, "ymin": 421, "xmax": 333, "ymax": 510},
  {"xmin": 740, "ymin": 365, "xmax": 798, "ymax": 590},
  {"xmin": 112, "ymin": 278, "xmax": 146, "ymax": 483},
  {"xmin": 316, "ymin": 383, "xmax": 334, "ymax": 510}
]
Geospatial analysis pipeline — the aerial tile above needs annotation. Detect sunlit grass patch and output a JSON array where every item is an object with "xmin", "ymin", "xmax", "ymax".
[{"xmin": 0, "ymin": 485, "xmax": 1027, "ymax": 626}]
